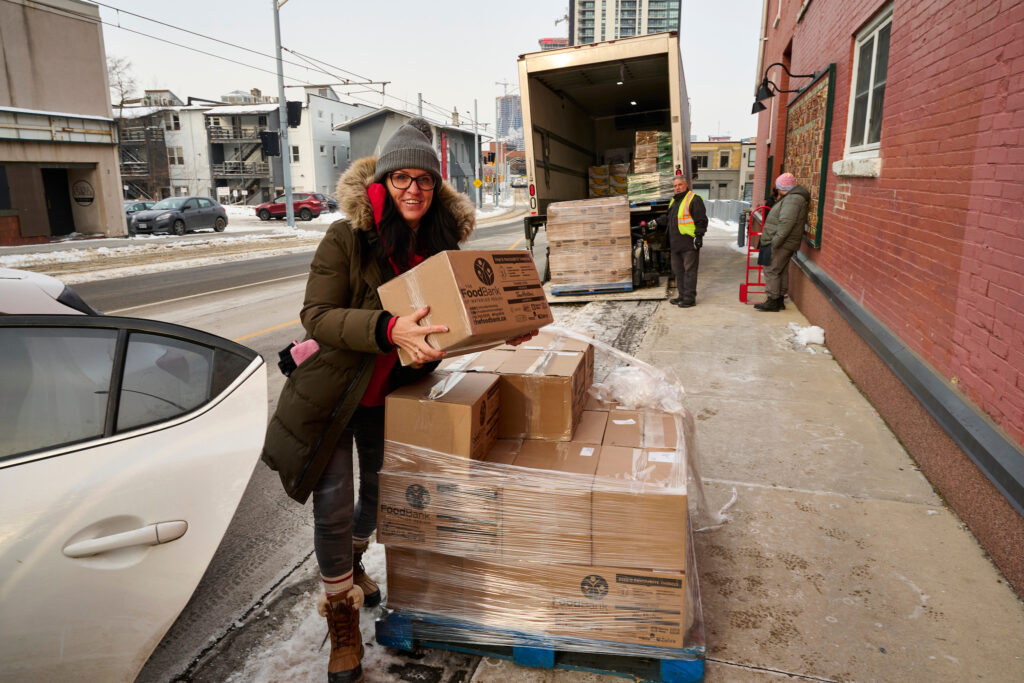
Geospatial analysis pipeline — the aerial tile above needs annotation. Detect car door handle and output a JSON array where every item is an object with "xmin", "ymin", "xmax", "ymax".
[{"xmin": 62, "ymin": 521, "xmax": 188, "ymax": 558}]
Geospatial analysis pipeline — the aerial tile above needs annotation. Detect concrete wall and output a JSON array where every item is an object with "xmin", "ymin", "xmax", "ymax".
[
  {"xmin": 0, "ymin": 0, "xmax": 111, "ymax": 118},
  {"xmin": 754, "ymin": 0, "xmax": 1024, "ymax": 593}
]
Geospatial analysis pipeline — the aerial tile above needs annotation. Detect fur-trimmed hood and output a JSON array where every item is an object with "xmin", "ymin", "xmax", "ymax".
[{"xmin": 335, "ymin": 156, "xmax": 476, "ymax": 241}]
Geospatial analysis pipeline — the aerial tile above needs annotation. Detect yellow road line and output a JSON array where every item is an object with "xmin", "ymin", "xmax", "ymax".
[
  {"xmin": 233, "ymin": 318, "xmax": 300, "ymax": 343},
  {"xmin": 509, "ymin": 237, "xmax": 524, "ymax": 249}
]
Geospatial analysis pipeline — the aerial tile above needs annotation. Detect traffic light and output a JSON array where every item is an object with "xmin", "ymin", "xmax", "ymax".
[
  {"xmin": 286, "ymin": 101, "xmax": 302, "ymax": 128},
  {"xmin": 259, "ymin": 130, "xmax": 280, "ymax": 156}
]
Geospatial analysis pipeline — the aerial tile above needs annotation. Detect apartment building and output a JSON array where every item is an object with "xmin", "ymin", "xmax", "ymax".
[
  {"xmin": 570, "ymin": 0, "xmax": 680, "ymax": 45},
  {"xmin": 286, "ymin": 88, "xmax": 369, "ymax": 199},
  {"xmin": 690, "ymin": 139, "xmax": 742, "ymax": 200}
]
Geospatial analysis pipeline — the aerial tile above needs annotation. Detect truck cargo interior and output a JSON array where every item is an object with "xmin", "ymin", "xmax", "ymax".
[{"xmin": 526, "ymin": 55, "xmax": 672, "ymax": 204}]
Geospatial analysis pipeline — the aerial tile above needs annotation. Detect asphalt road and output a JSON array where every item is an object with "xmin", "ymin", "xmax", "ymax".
[{"xmin": 78, "ymin": 215, "xmax": 533, "ymax": 682}]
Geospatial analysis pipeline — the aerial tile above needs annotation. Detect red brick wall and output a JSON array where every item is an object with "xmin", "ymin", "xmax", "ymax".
[{"xmin": 754, "ymin": 0, "xmax": 1024, "ymax": 447}]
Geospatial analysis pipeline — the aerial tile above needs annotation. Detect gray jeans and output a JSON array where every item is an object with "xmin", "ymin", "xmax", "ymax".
[
  {"xmin": 312, "ymin": 405, "xmax": 385, "ymax": 577},
  {"xmin": 670, "ymin": 248, "xmax": 700, "ymax": 303}
]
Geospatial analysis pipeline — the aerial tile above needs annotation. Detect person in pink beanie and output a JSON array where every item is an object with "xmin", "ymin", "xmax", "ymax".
[{"xmin": 755, "ymin": 173, "xmax": 809, "ymax": 311}]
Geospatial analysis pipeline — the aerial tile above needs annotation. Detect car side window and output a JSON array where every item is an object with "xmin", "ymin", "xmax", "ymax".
[
  {"xmin": 116, "ymin": 333, "xmax": 214, "ymax": 432},
  {"xmin": 0, "ymin": 327, "xmax": 116, "ymax": 457},
  {"xmin": 198, "ymin": 198, "xmax": 213, "ymax": 208},
  {"xmin": 184, "ymin": 199, "xmax": 198, "ymax": 210}
]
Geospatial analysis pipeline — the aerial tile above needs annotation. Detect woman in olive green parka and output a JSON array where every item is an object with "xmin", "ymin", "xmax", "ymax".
[{"xmin": 261, "ymin": 118, "xmax": 476, "ymax": 683}]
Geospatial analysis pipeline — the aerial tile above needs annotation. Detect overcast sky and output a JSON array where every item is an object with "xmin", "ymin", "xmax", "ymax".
[{"xmin": 98, "ymin": 0, "xmax": 762, "ymax": 141}]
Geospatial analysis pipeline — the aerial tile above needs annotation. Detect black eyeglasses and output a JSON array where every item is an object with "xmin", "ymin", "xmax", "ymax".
[{"xmin": 389, "ymin": 172, "xmax": 435, "ymax": 191}]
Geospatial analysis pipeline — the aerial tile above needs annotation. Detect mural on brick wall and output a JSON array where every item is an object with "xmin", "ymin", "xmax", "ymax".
[{"xmin": 783, "ymin": 64, "xmax": 836, "ymax": 248}]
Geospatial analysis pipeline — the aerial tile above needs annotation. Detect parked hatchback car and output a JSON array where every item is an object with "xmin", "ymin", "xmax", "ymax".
[
  {"xmin": 0, "ymin": 311, "xmax": 267, "ymax": 681},
  {"xmin": 130, "ymin": 196, "xmax": 228, "ymax": 236},
  {"xmin": 254, "ymin": 192, "xmax": 324, "ymax": 221}
]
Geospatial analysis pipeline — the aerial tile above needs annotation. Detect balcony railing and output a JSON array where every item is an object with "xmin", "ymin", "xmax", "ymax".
[
  {"xmin": 121, "ymin": 126, "xmax": 164, "ymax": 143},
  {"xmin": 212, "ymin": 161, "xmax": 270, "ymax": 177},
  {"xmin": 208, "ymin": 126, "xmax": 261, "ymax": 142},
  {"xmin": 120, "ymin": 161, "xmax": 151, "ymax": 177}
]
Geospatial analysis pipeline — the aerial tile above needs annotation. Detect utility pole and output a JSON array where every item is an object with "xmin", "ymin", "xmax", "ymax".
[
  {"xmin": 272, "ymin": 0, "xmax": 295, "ymax": 228},
  {"xmin": 418, "ymin": 93, "xmax": 423, "ymax": 117},
  {"xmin": 473, "ymin": 99, "xmax": 481, "ymax": 209}
]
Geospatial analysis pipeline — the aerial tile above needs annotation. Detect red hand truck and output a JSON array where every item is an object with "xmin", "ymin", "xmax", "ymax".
[{"xmin": 739, "ymin": 206, "xmax": 771, "ymax": 304}]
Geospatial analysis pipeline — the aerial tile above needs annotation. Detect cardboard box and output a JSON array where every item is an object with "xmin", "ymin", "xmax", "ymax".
[
  {"xmin": 573, "ymin": 410, "xmax": 608, "ymax": 444},
  {"xmin": 377, "ymin": 443, "xmax": 514, "ymax": 558},
  {"xmin": 591, "ymin": 446, "xmax": 687, "ymax": 571},
  {"xmin": 599, "ymin": 410, "xmax": 679, "ymax": 449},
  {"xmin": 502, "ymin": 440, "xmax": 599, "ymax": 565},
  {"xmin": 496, "ymin": 349, "xmax": 588, "ymax": 441},
  {"xmin": 513, "ymin": 329, "xmax": 595, "ymax": 387},
  {"xmin": 602, "ymin": 410, "xmax": 643, "ymax": 447},
  {"xmin": 378, "ymin": 250, "xmax": 553, "ymax": 366},
  {"xmin": 584, "ymin": 395, "xmax": 620, "ymax": 411},
  {"xmin": 437, "ymin": 348, "xmax": 514, "ymax": 373},
  {"xmin": 386, "ymin": 547, "xmax": 686, "ymax": 649},
  {"xmin": 385, "ymin": 372, "xmax": 500, "ymax": 464}
]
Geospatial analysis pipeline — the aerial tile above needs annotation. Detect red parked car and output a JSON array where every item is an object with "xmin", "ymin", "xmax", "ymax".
[{"xmin": 254, "ymin": 192, "xmax": 324, "ymax": 221}]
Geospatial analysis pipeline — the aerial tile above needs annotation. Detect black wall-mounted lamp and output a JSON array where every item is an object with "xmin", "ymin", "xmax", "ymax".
[{"xmin": 751, "ymin": 62, "xmax": 819, "ymax": 114}]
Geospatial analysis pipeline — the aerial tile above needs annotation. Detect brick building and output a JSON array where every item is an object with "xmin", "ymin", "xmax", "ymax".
[{"xmin": 752, "ymin": 0, "xmax": 1023, "ymax": 593}]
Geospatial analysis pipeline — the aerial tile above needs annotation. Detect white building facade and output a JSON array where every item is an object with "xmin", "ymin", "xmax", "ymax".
[{"xmin": 287, "ymin": 88, "xmax": 370, "ymax": 197}]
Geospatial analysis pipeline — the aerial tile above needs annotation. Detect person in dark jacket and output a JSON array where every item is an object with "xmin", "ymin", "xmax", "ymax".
[
  {"xmin": 755, "ymin": 173, "xmax": 810, "ymax": 312},
  {"xmin": 660, "ymin": 174, "xmax": 709, "ymax": 307},
  {"xmin": 261, "ymin": 118, "xmax": 534, "ymax": 683}
]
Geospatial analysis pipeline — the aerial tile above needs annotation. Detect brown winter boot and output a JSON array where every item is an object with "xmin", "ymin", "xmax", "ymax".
[
  {"xmin": 318, "ymin": 586, "xmax": 365, "ymax": 683},
  {"xmin": 352, "ymin": 537, "xmax": 381, "ymax": 608}
]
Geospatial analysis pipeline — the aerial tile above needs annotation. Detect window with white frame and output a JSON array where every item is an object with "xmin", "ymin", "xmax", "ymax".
[
  {"xmin": 167, "ymin": 146, "xmax": 184, "ymax": 165},
  {"xmin": 693, "ymin": 153, "xmax": 709, "ymax": 169},
  {"xmin": 846, "ymin": 6, "xmax": 892, "ymax": 156},
  {"xmin": 320, "ymin": 145, "xmax": 327, "ymax": 156},
  {"xmin": 747, "ymin": 148, "xmax": 757, "ymax": 167},
  {"xmin": 332, "ymin": 146, "xmax": 337, "ymax": 166},
  {"xmin": 718, "ymin": 150, "xmax": 731, "ymax": 168},
  {"xmin": 164, "ymin": 112, "xmax": 180, "ymax": 131},
  {"xmin": 176, "ymin": 186, "xmax": 189, "ymax": 196},
  {"xmin": 291, "ymin": 146, "xmax": 300, "ymax": 162}
]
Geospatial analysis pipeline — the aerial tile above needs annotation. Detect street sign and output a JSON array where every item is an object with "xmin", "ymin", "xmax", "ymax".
[{"xmin": 473, "ymin": 179, "xmax": 482, "ymax": 188}]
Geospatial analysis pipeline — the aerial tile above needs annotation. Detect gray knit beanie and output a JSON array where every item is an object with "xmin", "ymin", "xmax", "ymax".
[{"xmin": 374, "ymin": 117, "xmax": 441, "ymax": 185}]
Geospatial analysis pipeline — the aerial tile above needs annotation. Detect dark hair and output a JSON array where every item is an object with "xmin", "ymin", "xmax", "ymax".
[{"xmin": 377, "ymin": 189, "xmax": 460, "ymax": 272}]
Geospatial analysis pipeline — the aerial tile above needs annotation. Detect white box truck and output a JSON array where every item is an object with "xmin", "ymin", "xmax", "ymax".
[{"xmin": 518, "ymin": 31, "xmax": 693, "ymax": 285}]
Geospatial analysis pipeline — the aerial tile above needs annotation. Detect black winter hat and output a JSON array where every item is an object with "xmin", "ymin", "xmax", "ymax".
[{"xmin": 373, "ymin": 117, "xmax": 441, "ymax": 185}]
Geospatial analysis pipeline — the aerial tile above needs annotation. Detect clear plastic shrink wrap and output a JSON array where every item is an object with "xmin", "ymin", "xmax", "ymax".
[{"xmin": 378, "ymin": 326, "xmax": 723, "ymax": 659}]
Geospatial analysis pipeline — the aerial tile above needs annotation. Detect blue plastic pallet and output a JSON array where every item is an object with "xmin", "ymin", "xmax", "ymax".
[
  {"xmin": 550, "ymin": 281, "xmax": 635, "ymax": 296},
  {"xmin": 376, "ymin": 611, "xmax": 704, "ymax": 683}
]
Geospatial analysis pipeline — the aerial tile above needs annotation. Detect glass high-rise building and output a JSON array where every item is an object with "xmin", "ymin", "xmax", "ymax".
[
  {"xmin": 570, "ymin": 0, "xmax": 680, "ymax": 45},
  {"xmin": 496, "ymin": 94, "xmax": 523, "ymax": 150}
]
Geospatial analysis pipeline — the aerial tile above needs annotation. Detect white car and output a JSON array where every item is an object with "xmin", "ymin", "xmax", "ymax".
[
  {"xmin": 0, "ymin": 294, "xmax": 267, "ymax": 678},
  {"xmin": 0, "ymin": 267, "xmax": 101, "ymax": 315}
]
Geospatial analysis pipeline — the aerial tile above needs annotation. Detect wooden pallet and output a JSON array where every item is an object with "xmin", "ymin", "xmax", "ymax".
[
  {"xmin": 550, "ymin": 280, "xmax": 635, "ymax": 296},
  {"xmin": 376, "ymin": 610, "xmax": 705, "ymax": 683}
]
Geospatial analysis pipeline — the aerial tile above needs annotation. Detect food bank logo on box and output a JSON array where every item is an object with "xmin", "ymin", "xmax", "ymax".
[
  {"xmin": 580, "ymin": 574, "xmax": 609, "ymax": 600},
  {"xmin": 405, "ymin": 484, "xmax": 430, "ymax": 509},
  {"xmin": 474, "ymin": 258, "xmax": 495, "ymax": 285}
]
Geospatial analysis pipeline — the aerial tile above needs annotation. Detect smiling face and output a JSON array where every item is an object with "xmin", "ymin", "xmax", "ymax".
[{"xmin": 386, "ymin": 168, "xmax": 434, "ymax": 228}]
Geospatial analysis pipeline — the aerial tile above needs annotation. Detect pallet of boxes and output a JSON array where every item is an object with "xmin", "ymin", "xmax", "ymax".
[
  {"xmin": 547, "ymin": 196, "xmax": 635, "ymax": 296},
  {"xmin": 375, "ymin": 250, "xmax": 705, "ymax": 682},
  {"xmin": 628, "ymin": 131, "xmax": 676, "ymax": 202}
]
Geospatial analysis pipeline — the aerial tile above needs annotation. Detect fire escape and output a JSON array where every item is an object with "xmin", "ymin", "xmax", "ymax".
[
  {"xmin": 118, "ymin": 118, "xmax": 168, "ymax": 199},
  {"xmin": 208, "ymin": 115, "xmax": 272, "ymax": 203}
]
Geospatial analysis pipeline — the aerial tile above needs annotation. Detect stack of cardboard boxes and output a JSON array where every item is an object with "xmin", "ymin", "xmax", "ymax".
[
  {"xmin": 628, "ymin": 131, "xmax": 676, "ymax": 202},
  {"xmin": 378, "ymin": 331, "xmax": 690, "ymax": 650},
  {"xmin": 588, "ymin": 163, "xmax": 630, "ymax": 198},
  {"xmin": 545, "ymin": 196, "xmax": 633, "ymax": 290}
]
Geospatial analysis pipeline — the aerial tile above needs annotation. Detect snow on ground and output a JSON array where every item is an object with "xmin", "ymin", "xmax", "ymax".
[
  {"xmin": 707, "ymin": 217, "xmax": 748, "ymax": 255},
  {"xmin": 788, "ymin": 322, "xmax": 829, "ymax": 354},
  {"xmin": 223, "ymin": 542, "xmax": 389, "ymax": 682}
]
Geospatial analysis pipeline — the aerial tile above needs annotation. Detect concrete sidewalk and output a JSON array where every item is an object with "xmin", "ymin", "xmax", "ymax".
[{"xmin": 631, "ymin": 227, "xmax": 1024, "ymax": 680}]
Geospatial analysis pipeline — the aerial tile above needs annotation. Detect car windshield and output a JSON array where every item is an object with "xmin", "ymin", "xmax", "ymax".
[{"xmin": 152, "ymin": 198, "xmax": 186, "ymax": 210}]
